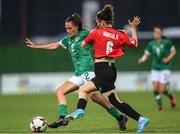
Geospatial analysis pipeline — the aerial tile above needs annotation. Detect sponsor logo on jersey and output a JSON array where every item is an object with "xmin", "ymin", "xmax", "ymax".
[{"xmin": 160, "ymin": 44, "xmax": 164, "ymax": 49}]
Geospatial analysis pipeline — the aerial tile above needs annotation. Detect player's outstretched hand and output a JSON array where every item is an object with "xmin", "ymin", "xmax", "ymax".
[
  {"xmin": 25, "ymin": 38, "xmax": 38, "ymax": 49},
  {"xmin": 138, "ymin": 58, "xmax": 144, "ymax": 64},
  {"xmin": 128, "ymin": 16, "xmax": 141, "ymax": 29}
]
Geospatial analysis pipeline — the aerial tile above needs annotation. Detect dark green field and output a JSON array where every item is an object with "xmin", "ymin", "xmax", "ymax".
[{"xmin": 0, "ymin": 92, "xmax": 180, "ymax": 133}]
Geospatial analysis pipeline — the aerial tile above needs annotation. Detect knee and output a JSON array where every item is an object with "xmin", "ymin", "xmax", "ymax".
[
  {"xmin": 55, "ymin": 88, "xmax": 65, "ymax": 97},
  {"xmin": 55, "ymin": 89, "xmax": 60, "ymax": 97},
  {"xmin": 152, "ymin": 82, "xmax": 159, "ymax": 91},
  {"xmin": 153, "ymin": 85, "xmax": 159, "ymax": 91},
  {"xmin": 159, "ymin": 85, "xmax": 167, "ymax": 92}
]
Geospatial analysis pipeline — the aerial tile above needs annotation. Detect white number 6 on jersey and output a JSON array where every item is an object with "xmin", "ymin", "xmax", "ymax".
[{"xmin": 106, "ymin": 41, "xmax": 114, "ymax": 54}]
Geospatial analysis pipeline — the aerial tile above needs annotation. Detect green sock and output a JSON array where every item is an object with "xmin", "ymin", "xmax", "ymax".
[
  {"xmin": 107, "ymin": 107, "xmax": 122, "ymax": 121},
  {"xmin": 153, "ymin": 91, "xmax": 162, "ymax": 107},
  {"xmin": 58, "ymin": 104, "xmax": 67, "ymax": 118},
  {"xmin": 163, "ymin": 89, "xmax": 173, "ymax": 99}
]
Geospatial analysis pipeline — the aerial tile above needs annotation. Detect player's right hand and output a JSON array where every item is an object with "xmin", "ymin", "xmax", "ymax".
[{"xmin": 25, "ymin": 38, "xmax": 38, "ymax": 49}]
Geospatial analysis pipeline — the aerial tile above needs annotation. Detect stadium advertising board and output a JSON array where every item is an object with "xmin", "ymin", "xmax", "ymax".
[{"xmin": 1, "ymin": 72, "xmax": 180, "ymax": 94}]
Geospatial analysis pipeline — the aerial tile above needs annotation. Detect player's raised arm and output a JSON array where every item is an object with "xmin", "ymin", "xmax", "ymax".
[
  {"xmin": 25, "ymin": 38, "xmax": 61, "ymax": 50},
  {"xmin": 81, "ymin": 29, "xmax": 96, "ymax": 47},
  {"xmin": 128, "ymin": 16, "xmax": 141, "ymax": 48}
]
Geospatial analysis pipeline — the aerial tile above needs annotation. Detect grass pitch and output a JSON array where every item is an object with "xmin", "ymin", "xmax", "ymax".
[{"xmin": 0, "ymin": 92, "xmax": 180, "ymax": 133}]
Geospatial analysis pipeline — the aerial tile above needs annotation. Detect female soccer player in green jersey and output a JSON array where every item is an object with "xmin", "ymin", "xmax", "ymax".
[
  {"xmin": 139, "ymin": 26, "xmax": 177, "ymax": 110},
  {"xmin": 25, "ymin": 13, "xmax": 127, "ymax": 130}
]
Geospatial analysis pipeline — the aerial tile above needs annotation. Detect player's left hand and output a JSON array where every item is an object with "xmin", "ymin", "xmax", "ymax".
[
  {"xmin": 128, "ymin": 16, "xmax": 141, "ymax": 29},
  {"xmin": 163, "ymin": 58, "xmax": 169, "ymax": 64}
]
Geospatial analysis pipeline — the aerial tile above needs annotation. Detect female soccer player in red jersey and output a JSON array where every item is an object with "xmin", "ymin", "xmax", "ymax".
[
  {"xmin": 67, "ymin": 4, "xmax": 149, "ymax": 133},
  {"xmin": 25, "ymin": 13, "xmax": 128, "ymax": 130}
]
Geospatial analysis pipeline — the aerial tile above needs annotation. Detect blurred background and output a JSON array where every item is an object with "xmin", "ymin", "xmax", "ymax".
[{"xmin": 0, "ymin": 0, "xmax": 180, "ymax": 94}]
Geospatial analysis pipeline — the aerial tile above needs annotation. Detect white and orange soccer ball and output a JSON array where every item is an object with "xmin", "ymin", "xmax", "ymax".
[{"xmin": 30, "ymin": 116, "xmax": 48, "ymax": 133}]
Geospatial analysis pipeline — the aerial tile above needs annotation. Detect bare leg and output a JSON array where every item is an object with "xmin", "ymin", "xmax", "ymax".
[
  {"xmin": 159, "ymin": 83, "xmax": 176, "ymax": 108},
  {"xmin": 152, "ymin": 81, "xmax": 160, "ymax": 92},
  {"xmin": 48, "ymin": 81, "xmax": 79, "ymax": 128},
  {"xmin": 56, "ymin": 81, "xmax": 79, "ymax": 105},
  {"xmin": 78, "ymin": 81, "xmax": 97, "ymax": 100},
  {"xmin": 77, "ymin": 81, "xmax": 118, "ymax": 111},
  {"xmin": 90, "ymin": 91, "xmax": 112, "ymax": 109},
  {"xmin": 67, "ymin": 81, "xmax": 128, "ymax": 130},
  {"xmin": 152, "ymin": 81, "xmax": 162, "ymax": 110},
  {"xmin": 159, "ymin": 83, "xmax": 168, "ymax": 92},
  {"xmin": 55, "ymin": 81, "xmax": 79, "ymax": 118}
]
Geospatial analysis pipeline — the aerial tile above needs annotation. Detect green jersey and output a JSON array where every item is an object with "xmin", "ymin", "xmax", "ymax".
[
  {"xmin": 145, "ymin": 39, "xmax": 175, "ymax": 70},
  {"xmin": 59, "ymin": 29, "xmax": 94, "ymax": 76}
]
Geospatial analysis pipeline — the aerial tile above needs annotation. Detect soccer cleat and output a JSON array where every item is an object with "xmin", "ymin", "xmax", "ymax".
[
  {"xmin": 65, "ymin": 109, "xmax": 85, "ymax": 120},
  {"xmin": 118, "ymin": 115, "xmax": 128, "ymax": 131},
  {"xmin": 137, "ymin": 117, "xmax": 149, "ymax": 133},
  {"xmin": 171, "ymin": 96, "xmax": 176, "ymax": 108},
  {"xmin": 48, "ymin": 117, "xmax": 69, "ymax": 128}
]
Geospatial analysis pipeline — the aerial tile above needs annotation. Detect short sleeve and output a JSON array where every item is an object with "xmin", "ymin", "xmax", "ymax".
[
  {"xmin": 145, "ymin": 42, "xmax": 152, "ymax": 55},
  {"xmin": 121, "ymin": 33, "xmax": 136, "ymax": 48},
  {"xmin": 58, "ymin": 36, "xmax": 69, "ymax": 49},
  {"xmin": 84, "ymin": 29, "xmax": 96, "ymax": 45},
  {"xmin": 167, "ymin": 40, "xmax": 175, "ymax": 52}
]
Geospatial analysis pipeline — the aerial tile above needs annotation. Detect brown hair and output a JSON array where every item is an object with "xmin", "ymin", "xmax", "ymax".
[
  {"xmin": 96, "ymin": 4, "xmax": 114, "ymax": 24},
  {"xmin": 66, "ymin": 13, "xmax": 82, "ymax": 31}
]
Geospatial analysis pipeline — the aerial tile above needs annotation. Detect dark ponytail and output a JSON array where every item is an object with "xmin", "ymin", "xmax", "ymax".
[
  {"xmin": 96, "ymin": 4, "xmax": 114, "ymax": 24},
  {"xmin": 66, "ymin": 13, "xmax": 83, "ymax": 31}
]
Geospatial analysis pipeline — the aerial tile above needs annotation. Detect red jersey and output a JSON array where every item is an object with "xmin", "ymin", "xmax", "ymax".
[{"xmin": 84, "ymin": 27, "xmax": 136, "ymax": 58}]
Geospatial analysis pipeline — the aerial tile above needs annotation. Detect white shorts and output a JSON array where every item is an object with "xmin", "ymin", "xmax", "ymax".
[
  {"xmin": 68, "ymin": 72, "xmax": 95, "ymax": 86},
  {"xmin": 151, "ymin": 70, "xmax": 171, "ymax": 84}
]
